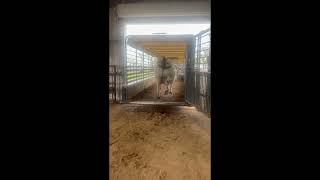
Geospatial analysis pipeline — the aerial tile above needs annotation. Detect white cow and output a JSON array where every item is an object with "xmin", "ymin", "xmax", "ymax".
[{"xmin": 155, "ymin": 57, "xmax": 177, "ymax": 99}]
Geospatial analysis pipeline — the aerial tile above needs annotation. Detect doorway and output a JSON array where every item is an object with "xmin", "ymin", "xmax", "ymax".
[{"xmin": 119, "ymin": 23, "xmax": 211, "ymax": 115}]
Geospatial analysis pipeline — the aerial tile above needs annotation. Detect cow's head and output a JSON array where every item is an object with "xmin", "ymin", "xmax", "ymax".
[{"xmin": 157, "ymin": 57, "xmax": 172, "ymax": 69}]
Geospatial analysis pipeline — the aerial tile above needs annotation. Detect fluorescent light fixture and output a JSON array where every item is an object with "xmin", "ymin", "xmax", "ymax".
[{"xmin": 126, "ymin": 24, "xmax": 210, "ymax": 35}]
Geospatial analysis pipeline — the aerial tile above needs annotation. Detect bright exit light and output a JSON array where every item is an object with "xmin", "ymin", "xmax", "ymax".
[{"xmin": 126, "ymin": 24, "xmax": 210, "ymax": 35}]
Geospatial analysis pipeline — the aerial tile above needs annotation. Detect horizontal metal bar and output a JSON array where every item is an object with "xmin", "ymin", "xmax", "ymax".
[{"xmin": 128, "ymin": 101, "xmax": 187, "ymax": 106}]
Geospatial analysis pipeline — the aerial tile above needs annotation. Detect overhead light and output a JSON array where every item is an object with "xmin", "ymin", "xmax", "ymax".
[
  {"xmin": 126, "ymin": 24, "xmax": 210, "ymax": 35},
  {"xmin": 152, "ymin": 33, "xmax": 167, "ymax": 35}
]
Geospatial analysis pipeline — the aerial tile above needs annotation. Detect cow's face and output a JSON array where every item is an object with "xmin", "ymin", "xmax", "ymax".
[{"xmin": 157, "ymin": 57, "xmax": 172, "ymax": 69}]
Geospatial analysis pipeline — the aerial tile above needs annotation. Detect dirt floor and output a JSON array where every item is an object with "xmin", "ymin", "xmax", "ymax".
[
  {"xmin": 131, "ymin": 79, "xmax": 185, "ymax": 102},
  {"xmin": 109, "ymin": 103, "xmax": 211, "ymax": 180}
]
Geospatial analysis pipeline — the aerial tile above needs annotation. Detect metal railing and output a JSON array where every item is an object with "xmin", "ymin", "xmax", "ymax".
[
  {"xmin": 126, "ymin": 66, "xmax": 155, "ymax": 85},
  {"xmin": 126, "ymin": 44, "xmax": 155, "ymax": 86},
  {"xmin": 109, "ymin": 65, "xmax": 116, "ymax": 101},
  {"xmin": 109, "ymin": 65, "xmax": 125, "ymax": 102},
  {"xmin": 186, "ymin": 28, "xmax": 211, "ymax": 117}
]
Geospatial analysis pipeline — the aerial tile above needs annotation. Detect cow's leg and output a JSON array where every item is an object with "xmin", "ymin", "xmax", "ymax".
[
  {"xmin": 164, "ymin": 81, "xmax": 169, "ymax": 95},
  {"xmin": 169, "ymin": 78, "xmax": 175, "ymax": 95},
  {"xmin": 164, "ymin": 80, "xmax": 170, "ymax": 95},
  {"xmin": 169, "ymin": 83, "xmax": 173, "ymax": 95},
  {"xmin": 156, "ymin": 80, "xmax": 160, "ymax": 99}
]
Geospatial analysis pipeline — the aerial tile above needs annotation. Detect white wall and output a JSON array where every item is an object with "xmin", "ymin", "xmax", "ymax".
[
  {"xmin": 109, "ymin": 8, "xmax": 125, "ymax": 66},
  {"xmin": 116, "ymin": 1, "xmax": 210, "ymax": 18}
]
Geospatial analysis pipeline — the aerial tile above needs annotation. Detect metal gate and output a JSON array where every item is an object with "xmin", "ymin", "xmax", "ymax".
[
  {"xmin": 109, "ymin": 65, "xmax": 116, "ymax": 102},
  {"xmin": 185, "ymin": 28, "xmax": 211, "ymax": 116},
  {"xmin": 109, "ymin": 65, "xmax": 125, "ymax": 102}
]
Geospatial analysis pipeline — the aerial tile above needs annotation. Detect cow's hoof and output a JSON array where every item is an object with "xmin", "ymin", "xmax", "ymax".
[{"xmin": 169, "ymin": 92, "xmax": 172, "ymax": 95}]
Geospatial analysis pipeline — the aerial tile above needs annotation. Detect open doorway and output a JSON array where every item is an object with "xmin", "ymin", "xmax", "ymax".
[
  {"xmin": 122, "ymin": 23, "xmax": 210, "ymax": 109},
  {"xmin": 125, "ymin": 35, "xmax": 192, "ymax": 103}
]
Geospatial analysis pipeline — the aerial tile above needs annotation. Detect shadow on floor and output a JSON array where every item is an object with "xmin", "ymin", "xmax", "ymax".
[{"xmin": 131, "ymin": 79, "xmax": 185, "ymax": 102}]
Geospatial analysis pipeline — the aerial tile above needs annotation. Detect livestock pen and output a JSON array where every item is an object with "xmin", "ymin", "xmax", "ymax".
[{"xmin": 109, "ymin": 1, "xmax": 213, "ymax": 180}]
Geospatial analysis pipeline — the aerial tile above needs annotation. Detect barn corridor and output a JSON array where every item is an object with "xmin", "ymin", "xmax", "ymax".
[
  {"xmin": 109, "ymin": 2, "xmax": 212, "ymax": 179},
  {"xmin": 109, "ymin": 103, "xmax": 210, "ymax": 180}
]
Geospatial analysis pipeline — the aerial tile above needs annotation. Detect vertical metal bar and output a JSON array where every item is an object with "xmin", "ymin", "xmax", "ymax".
[
  {"xmin": 123, "ymin": 35, "xmax": 128, "ymax": 102},
  {"xmin": 114, "ymin": 66, "xmax": 116, "ymax": 102},
  {"xmin": 196, "ymin": 36, "xmax": 198, "ymax": 106},
  {"xmin": 110, "ymin": 66, "xmax": 112, "ymax": 101},
  {"xmin": 114, "ymin": 66, "xmax": 116, "ymax": 101},
  {"xmin": 109, "ymin": 66, "xmax": 111, "ymax": 102},
  {"xmin": 208, "ymin": 31, "xmax": 211, "ymax": 115},
  {"xmin": 142, "ymin": 51, "xmax": 144, "ymax": 89},
  {"xmin": 194, "ymin": 37, "xmax": 197, "ymax": 104},
  {"xmin": 135, "ymin": 48, "xmax": 137, "ymax": 86},
  {"xmin": 184, "ymin": 43, "xmax": 188, "ymax": 103},
  {"xmin": 197, "ymin": 34, "xmax": 201, "ymax": 108}
]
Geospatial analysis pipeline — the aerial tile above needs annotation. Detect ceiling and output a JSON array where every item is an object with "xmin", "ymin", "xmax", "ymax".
[
  {"xmin": 110, "ymin": 0, "xmax": 209, "ymax": 8},
  {"xmin": 140, "ymin": 41, "xmax": 186, "ymax": 61},
  {"xmin": 128, "ymin": 35, "xmax": 192, "ymax": 63}
]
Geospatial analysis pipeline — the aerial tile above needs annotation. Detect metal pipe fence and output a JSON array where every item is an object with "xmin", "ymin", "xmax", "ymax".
[{"xmin": 185, "ymin": 28, "xmax": 211, "ymax": 116}]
